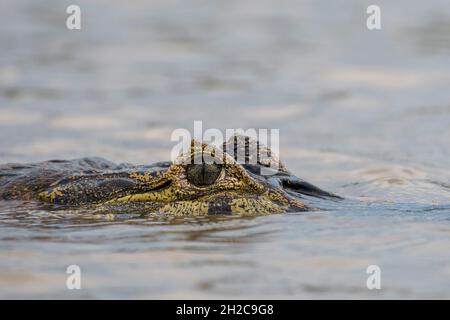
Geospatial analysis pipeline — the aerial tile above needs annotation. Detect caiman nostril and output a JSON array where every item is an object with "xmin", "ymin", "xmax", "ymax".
[{"xmin": 186, "ymin": 163, "xmax": 222, "ymax": 186}]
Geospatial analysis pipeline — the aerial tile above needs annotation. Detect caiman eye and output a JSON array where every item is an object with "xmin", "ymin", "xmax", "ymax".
[{"xmin": 186, "ymin": 163, "xmax": 222, "ymax": 187}]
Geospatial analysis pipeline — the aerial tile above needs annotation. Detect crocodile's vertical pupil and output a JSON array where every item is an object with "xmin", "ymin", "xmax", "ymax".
[{"xmin": 186, "ymin": 164, "xmax": 222, "ymax": 186}]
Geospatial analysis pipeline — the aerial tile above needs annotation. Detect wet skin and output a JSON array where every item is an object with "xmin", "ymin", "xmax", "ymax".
[{"xmin": 0, "ymin": 136, "xmax": 339, "ymax": 216}]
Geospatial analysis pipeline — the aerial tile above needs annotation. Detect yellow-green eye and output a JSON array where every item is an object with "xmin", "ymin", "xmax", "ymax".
[{"xmin": 186, "ymin": 163, "xmax": 222, "ymax": 186}]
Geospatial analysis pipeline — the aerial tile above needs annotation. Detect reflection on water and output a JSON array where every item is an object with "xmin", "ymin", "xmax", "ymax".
[
  {"xmin": 2, "ymin": 200, "xmax": 450, "ymax": 299},
  {"xmin": 1, "ymin": 0, "xmax": 450, "ymax": 298}
]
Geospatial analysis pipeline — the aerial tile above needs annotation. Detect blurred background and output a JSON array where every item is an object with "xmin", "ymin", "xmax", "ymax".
[{"xmin": 1, "ymin": 0, "xmax": 450, "ymax": 299}]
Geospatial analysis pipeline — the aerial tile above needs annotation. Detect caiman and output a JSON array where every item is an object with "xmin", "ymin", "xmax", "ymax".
[{"xmin": 0, "ymin": 135, "xmax": 339, "ymax": 216}]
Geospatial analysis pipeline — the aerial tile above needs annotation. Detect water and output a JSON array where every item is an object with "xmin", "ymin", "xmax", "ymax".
[{"xmin": 1, "ymin": 0, "xmax": 450, "ymax": 299}]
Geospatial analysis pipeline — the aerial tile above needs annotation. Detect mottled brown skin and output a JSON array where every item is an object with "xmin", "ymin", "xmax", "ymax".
[{"xmin": 0, "ymin": 136, "xmax": 339, "ymax": 216}]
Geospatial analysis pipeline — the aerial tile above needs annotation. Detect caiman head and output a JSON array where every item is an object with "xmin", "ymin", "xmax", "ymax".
[{"xmin": 37, "ymin": 135, "xmax": 339, "ymax": 216}]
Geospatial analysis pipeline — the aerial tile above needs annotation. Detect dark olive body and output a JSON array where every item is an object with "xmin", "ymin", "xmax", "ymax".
[{"xmin": 0, "ymin": 136, "xmax": 341, "ymax": 215}]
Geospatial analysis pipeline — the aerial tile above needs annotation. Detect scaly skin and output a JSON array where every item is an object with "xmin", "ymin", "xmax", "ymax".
[{"xmin": 0, "ymin": 136, "xmax": 339, "ymax": 216}]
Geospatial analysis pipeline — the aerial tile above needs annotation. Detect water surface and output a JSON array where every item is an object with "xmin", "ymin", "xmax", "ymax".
[{"xmin": 0, "ymin": 0, "xmax": 450, "ymax": 299}]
